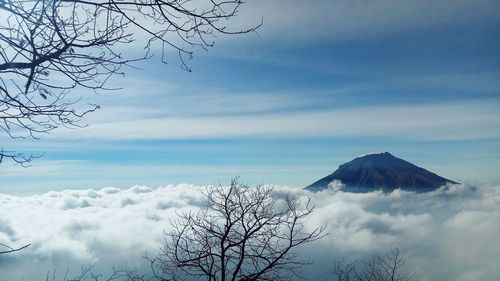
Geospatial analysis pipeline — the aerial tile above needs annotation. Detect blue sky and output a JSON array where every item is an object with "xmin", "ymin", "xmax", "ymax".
[{"xmin": 1, "ymin": 0, "xmax": 499, "ymax": 193}]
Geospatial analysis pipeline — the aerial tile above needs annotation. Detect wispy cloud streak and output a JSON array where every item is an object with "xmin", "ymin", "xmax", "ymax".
[{"xmin": 51, "ymin": 99, "xmax": 500, "ymax": 141}]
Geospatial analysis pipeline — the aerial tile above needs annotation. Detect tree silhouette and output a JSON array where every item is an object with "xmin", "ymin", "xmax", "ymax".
[
  {"xmin": 43, "ymin": 265, "xmax": 143, "ymax": 281},
  {"xmin": 0, "ymin": 0, "xmax": 258, "ymax": 164},
  {"xmin": 151, "ymin": 179, "xmax": 326, "ymax": 281},
  {"xmin": 334, "ymin": 248, "xmax": 415, "ymax": 281}
]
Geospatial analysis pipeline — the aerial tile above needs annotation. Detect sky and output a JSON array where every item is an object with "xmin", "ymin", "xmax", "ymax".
[
  {"xmin": 1, "ymin": 1, "xmax": 500, "ymax": 280},
  {"xmin": 1, "ymin": 0, "xmax": 499, "ymax": 193}
]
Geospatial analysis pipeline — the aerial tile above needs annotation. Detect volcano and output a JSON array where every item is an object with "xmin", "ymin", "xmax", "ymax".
[{"xmin": 305, "ymin": 152, "xmax": 458, "ymax": 193}]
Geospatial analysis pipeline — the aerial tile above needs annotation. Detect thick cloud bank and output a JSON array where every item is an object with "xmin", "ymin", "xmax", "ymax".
[{"xmin": 1, "ymin": 183, "xmax": 499, "ymax": 281}]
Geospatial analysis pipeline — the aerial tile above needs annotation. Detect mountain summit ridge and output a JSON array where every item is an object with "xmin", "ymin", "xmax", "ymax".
[{"xmin": 305, "ymin": 152, "xmax": 458, "ymax": 192}]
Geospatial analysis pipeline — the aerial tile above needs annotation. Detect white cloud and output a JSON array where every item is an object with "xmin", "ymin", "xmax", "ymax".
[
  {"xmin": 49, "ymin": 99, "xmax": 500, "ymax": 141},
  {"xmin": 1, "ymin": 182, "xmax": 499, "ymax": 280},
  {"xmin": 233, "ymin": 0, "xmax": 500, "ymax": 42}
]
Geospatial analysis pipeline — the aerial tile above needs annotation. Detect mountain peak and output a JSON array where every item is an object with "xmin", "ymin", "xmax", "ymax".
[{"xmin": 306, "ymin": 152, "xmax": 458, "ymax": 193}]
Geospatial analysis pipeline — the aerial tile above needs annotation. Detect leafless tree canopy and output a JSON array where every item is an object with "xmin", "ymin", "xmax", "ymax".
[
  {"xmin": 152, "ymin": 179, "xmax": 326, "ymax": 281},
  {"xmin": 0, "ymin": 0, "xmax": 257, "ymax": 164},
  {"xmin": 334, "ymin": 248, "xmax": 415, "ymax": 281}
]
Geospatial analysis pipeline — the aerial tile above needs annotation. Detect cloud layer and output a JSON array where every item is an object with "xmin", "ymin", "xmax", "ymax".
[
  {"xmin": 234, "ymin": 0, "xmax": 500, "ymax": 42},
  {"xmin": 1, "ymin": 182, "xmax": 499, "ymax": 280},
  {"xmin": 46, "ymin": 99, "xmax": 500, "ymax": 141}
]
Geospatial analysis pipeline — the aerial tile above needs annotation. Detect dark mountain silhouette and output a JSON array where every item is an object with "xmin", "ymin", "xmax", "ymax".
[{"xmin": 305, "ymin": 152, "xmax": 458, "ymax": 193}]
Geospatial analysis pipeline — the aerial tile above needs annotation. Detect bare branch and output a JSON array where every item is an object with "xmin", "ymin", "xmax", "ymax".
[
  {"xmin": 0, "ymin": 242, "xmax": 31, "ymax": 254},
  {"xmin": 0, "ymin": 0, "xmax": 258, "ymax": 165}
]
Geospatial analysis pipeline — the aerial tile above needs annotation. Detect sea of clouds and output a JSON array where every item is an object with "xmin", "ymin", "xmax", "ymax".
[{"xmin": 1, "ymin": 182, "xmax": 499, "ymax": 281}]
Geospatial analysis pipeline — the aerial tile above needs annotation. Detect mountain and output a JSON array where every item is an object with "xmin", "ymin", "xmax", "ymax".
[{"xmin": 305, "ymin": 152, "xmax": 459, "ymax": 193}]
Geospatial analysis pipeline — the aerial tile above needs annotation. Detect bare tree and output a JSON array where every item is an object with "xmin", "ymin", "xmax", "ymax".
[
  {"xmin": 151, "ymin": 178, "xmax": 326, "ymax": 281},
  {"xmin": 334, "ymin": 248, "xmax": 415, "ymax": 281},
  {"xmin": 43, "ymin": 265, "xmax": 147, "ymax": 281},
  {"xmin": 0, "ymin": 0, "xmax": 258, "ymax": 164}
]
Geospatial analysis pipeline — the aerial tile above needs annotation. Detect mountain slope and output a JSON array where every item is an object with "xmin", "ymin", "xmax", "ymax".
[{"xmin": 305, "ymin": 152, "xmax": 458, "ymax": 192}]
